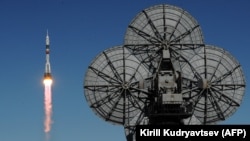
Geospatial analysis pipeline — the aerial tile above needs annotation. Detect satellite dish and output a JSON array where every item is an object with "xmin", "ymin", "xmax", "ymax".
[
  {"xmin": 84, "ymin": 46, "xmax": 150, "ymax": 125},
  {"xmin": 124, "ymin": 4, "xmax": 204, "ymax": 75},
  {"xmin": 83, "ymin": 3, "xmax": 246, "ymax": 141},
  {"xmin": 124, "ymin": 4, "xmax": 204, "ymax": 45},
  {"xmin": 181, "ymin": 45, "xmax": 246, "ymax": 125},
  {"xmin": 123, "ymin": 4, "xmax": 206, "ymax": 140}
]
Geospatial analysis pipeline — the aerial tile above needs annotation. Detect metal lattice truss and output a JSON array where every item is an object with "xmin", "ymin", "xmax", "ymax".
[{"xmin": 83, "ymin": 4, "xmax": 246, "ymax": 140}]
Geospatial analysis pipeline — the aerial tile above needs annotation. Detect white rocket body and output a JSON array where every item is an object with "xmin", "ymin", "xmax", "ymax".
[{"xmin": 44, "ymin": 31, "xmax": 52, "ymax": 79}]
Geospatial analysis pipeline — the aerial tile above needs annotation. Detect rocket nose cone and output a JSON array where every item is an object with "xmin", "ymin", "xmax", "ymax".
[{"xmin": 46, "ymin": 31, "xmax": 50, "ymax": 45}]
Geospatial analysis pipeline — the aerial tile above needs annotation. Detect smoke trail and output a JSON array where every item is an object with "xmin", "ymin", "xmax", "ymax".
[{"xmin": 44, "ymin": 79, "xmax": 53, "ymax": 140}]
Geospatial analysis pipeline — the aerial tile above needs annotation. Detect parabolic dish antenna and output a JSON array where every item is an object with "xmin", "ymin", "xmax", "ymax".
[
  {"xmin": 83, "ymin": 3, "xmax": 246, "ymax": 141},
  {"xmin": 124, "ymin": 4, "xmax": 204, "ymax": 45},
  {"xmin": 84, "ymin": 46, "xmax": 151, "ymax": 125},
  {"xmin": 181, "ymin": 45, "xmax": 246, "ymax": 125},
  {"xmin": 124, "ymin": 4, "xmax": 204, "ymax": 74}
]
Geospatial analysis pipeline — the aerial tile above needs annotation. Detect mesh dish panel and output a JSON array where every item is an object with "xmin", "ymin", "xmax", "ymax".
[
  {"xmin": 84, "ymin": 46, "xmax": 151, "ymax": 125},
  {"xmin": 181, "ymin": 45, "xmax": 246, "ymax": 124},
  {"xmin": 124, "ymin": 4, "xmax": 204, "ymax": 45},
  {"xmin": 124, "ymin": 4, "xmax": 204, "ymax": 74}
]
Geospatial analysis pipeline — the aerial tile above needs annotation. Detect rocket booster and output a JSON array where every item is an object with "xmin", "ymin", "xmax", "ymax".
[{"xmin": 44, "ymin": 30, "xmax": 52, "ymax": 79}]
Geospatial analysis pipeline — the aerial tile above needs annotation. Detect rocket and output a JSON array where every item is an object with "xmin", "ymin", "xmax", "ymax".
[{"xmin": 44, "ymin": 30, "xmax": 52, "ymax": 79}]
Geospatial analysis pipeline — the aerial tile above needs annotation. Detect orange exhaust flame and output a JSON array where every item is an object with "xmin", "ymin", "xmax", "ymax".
[{"xmin": 43, "ymin": 78, "xmax": 53, "ymax": 140}]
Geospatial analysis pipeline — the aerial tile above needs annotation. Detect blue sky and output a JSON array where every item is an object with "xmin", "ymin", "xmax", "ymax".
[{"xmin": 0, "ymin": 0, "xmax": 249, "ymax": 141}]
